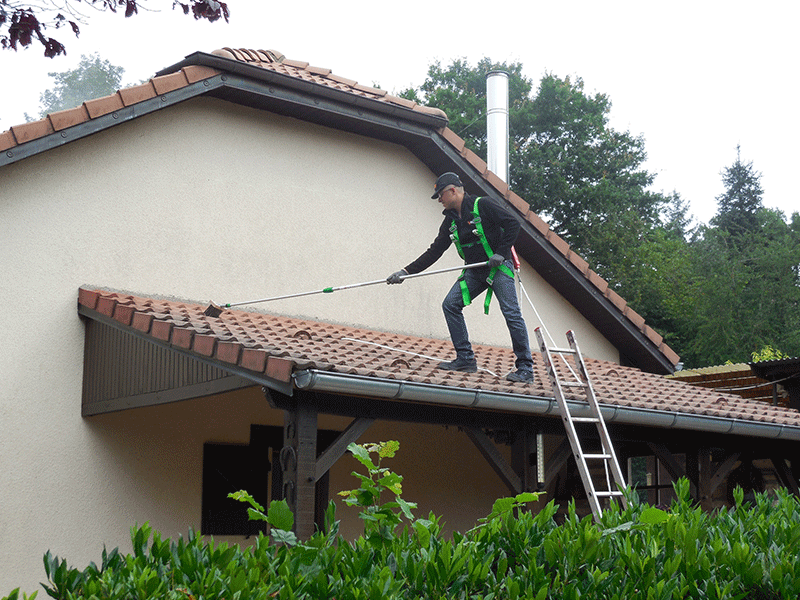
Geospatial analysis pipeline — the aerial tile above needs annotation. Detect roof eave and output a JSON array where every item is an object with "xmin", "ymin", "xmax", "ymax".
[{"xmin": 294, "ymin": 369, "xmax": 800, "ymax": 441}]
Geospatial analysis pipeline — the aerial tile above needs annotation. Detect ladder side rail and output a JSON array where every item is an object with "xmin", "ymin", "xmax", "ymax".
[
  {"xmin": 535, "ymin": 328, "xmax": 604, "ymax": 519},
  {"xmin": 565, "ymin": 331, "xmax": 629, "ymax": 505}
]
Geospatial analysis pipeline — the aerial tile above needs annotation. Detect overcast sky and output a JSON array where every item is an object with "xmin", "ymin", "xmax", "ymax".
[{"xmin": 2, "ymin": 0, "xmax": 797, "ymax": 225}]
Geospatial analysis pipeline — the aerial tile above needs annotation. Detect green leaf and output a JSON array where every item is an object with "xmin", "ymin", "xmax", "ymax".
[
  {"xmin": 639, "ymin": 506, "xmax": 670, "ymax": 525},
  {"xmin": 247, "ymin": 507, "xmax": 268, "ymax": 522},
  {"xmin": 395, "ymin": 496, "xmax": 417, "ymax": 520},
  {"xmin": 378, "ymin": 440, "xmax": 400, "ymax": 458},
  {"xmin": 489, "ymin": 497, "xmax": 515, "ymax": 517},
  {"xmin": 414, "ymin": 520, "xmax": 432, "ymax": 548},
  {"xmin": 228, "ymin": 489, "xmax": 265, "ymax": 513},
  {"xmin": 348, "ymin": 443, "xmax": 377, "ymax": 471},
  {"xmin": 270, "ymin": 528, "xmax": 298, "ymax": 547},
  {"xmin": 514, "ymin": 492, "xmax": 542, "ymax": 504},
  {"xmin": 267, "ymin": 499, "xmax": 294, "ymax": 531}
]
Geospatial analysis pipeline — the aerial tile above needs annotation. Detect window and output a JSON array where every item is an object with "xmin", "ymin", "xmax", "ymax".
[
  {"xmin": 201, "ymin": 442, "xmax": 272, "ymax": 536},
  {"xmin": 201, "ymin": 425, "xmax": 339, "ymax": 535},
  {"xmin": 628, "ymin": 453, "xmax": 684, "ymax": 506}
]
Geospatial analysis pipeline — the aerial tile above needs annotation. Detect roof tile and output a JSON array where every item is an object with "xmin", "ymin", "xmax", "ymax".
[
  {"xmin": 463, "ymin": 147, "xmax": 484, "ymax": 171},
  {"xmin": 152, "ymin": 72, "xmax": 189, "ymax": 95},
  {"xmin": 386, "ymin": 94, "xmax": 415, "ymax": 109},
  {"xmin": 546, "ymin": 230, "xmax": 570, "ymax": 257},
  {"xmin": 644, "ymin": 326, "xmax": 663, "ymax": 347},
  {"xmin": 172, "ymin": 328, "xmax": 194, "ymax": 349},
  {"xmin": 506, "ymin": 191, "xmax": 530, "ymax": 217},
  {"xmin": 216, "ymin": 341, "xmax": 242, "ymax": 364},
  {"xmin": 484, "ymin": 170, "xmax": 508, "ymax": 196},
  {"xmin": 151, "ymin": 319, "xmax": 172, "ymax": 342},
  {"xmin": 131, "ymin": 312, "xmax": 153, "ymax": 333},
  {"xmin": 182, "ymin": 65, "xmax": 221, "ymax": 84},
  {"xmin": 84, "ymin": 93, "xmax": 125, "ymax": 119},
  {"xmin": 307, "ymin": 65, "xmax": 332, "ymax": 77},
  {"xmin": 525, "ymin": 210, "xmax": 550, "ymax": 236},
  {"xmin": 241, "ymin": 348, "xmax": 267, "ymax": 373},
  {"xmin": 48, "ymin": 105, "xmax": 90, "ymax": 131},
  {"xmin": 118, "ymin": 82, "xmax": 158, "ymax": 106},
  {"xmin": 604, "ymin": 287, "xmax": 627, "ymax": 312},
  {"xmin": 78, "ymin": 288, "xmax": 100, "ymax": 310},
  {"xmin": 587, "ymin": 270, "xmax": 609, "ymax": 294},
  {"xmin": 567, "ymin": 250, "xmax": 590, "ymax": 275},
  {"xmin": 623, "ymin": 306, "xmax": 646, "ymax": 331},
  {"xmin": 11, "ymin": 120, "xmax": 55, "ymax": 144},
  {"xmin": 440, "ymin": 128, "xmax": 466, "ymax": 153},
  {"xmin": 113, "ymin": 303, "xmax": 135, "ymax": 326},
  {"xmin": 96, "ymin": 296, "xmax": 117, "ymax": 317}
]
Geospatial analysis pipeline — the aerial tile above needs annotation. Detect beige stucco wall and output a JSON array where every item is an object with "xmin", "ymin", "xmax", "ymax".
[{"xmin": 0, "ymin": 96, "xmax": 614, "ymax": 593}]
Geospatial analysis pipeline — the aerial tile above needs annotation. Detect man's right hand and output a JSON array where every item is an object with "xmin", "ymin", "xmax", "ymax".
[{"xmin": 386, "ymin": 270, "xmax": 407, "ymax": 284}]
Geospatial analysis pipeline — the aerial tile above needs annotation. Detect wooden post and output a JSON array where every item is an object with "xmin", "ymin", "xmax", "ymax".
[
  {"xmin": 282, "ymin": 399, "xmax": 318, "ymax": 540},
  {"xmin": 511, "ymin": 428, "xmax": 535, "ymax": 493}
]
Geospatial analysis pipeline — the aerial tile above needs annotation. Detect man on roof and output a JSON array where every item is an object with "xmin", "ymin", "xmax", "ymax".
[{"xmin": 387, "ymin": 172, "xmax": 534, "ymax": 383}]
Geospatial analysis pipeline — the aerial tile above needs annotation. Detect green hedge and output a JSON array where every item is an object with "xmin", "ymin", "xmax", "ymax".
[{"xmin": 6, "ymin": 444, "xmax": 800, "ymax": 600}]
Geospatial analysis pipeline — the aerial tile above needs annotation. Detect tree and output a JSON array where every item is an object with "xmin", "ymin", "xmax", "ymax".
[
  {"xmin": 679, "ymin": 207, "xmax": 800, "ymax": 367},
  {"xmin": 33, "ymin": 52, "xmax": 123, "ymax": 118},
  {"xmin": 1, "ymin": 0, "xmax": 229, "ymax": 58},
  {"xmin": 403, "ymin": 59, "xmax": 669, "ymax": 266},
  {"xmin": 710, "ymin": 145, "xmax": 764, "ymax": 241},
  {"xmin": 403, "ymin": 57, "xmax": 800, "ymax": 369}
]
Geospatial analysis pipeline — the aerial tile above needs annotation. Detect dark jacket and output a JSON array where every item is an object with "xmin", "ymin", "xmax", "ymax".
[{"xmin": 404, "ymin": 194, "xmax": 520, "ymax": 275}]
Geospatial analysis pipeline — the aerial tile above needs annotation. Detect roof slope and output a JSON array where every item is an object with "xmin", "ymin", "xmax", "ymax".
[
  {"xmin": 77, "ymin": 287, "xmax": 800, "ymax": 439},
  {"xmin": 2, "ymin": 47, "xmax": 678, "ymax": 372}
]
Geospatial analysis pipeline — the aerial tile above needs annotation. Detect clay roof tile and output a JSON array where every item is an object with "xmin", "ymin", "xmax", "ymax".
[{"xmin": 77, "ymin": 287, "xmax": 799, "ymax": 430}]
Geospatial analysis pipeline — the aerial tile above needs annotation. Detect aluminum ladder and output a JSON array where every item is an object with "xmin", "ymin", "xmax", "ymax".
[{"xmin": 535, "ymin": 328, "xmax": 628, "ymax": 520}]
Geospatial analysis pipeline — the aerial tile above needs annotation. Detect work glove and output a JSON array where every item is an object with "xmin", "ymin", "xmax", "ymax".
[
  {"xmin": 488, "ymin": 254, "xmax": 504, "ymax": 268},
  {"xmin": 386, "ymin": 269, "xmax": 407, "ymax": 284}
]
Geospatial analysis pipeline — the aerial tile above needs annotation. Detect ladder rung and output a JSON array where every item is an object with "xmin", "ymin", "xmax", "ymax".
[
  {"xmin": 583, "ymin": 453, "xmax": 612, "ymax": 460},
  {"xmin": 572, "ymin": 417, "xmax": 601, "ymax": 423},
  {"xmin": 595, "ymin": 491, "xmax": 625, "ymax": 497},
  {"xmin": 561, "ymin": 381, "xmax": 587, "ymax": 388},
  {"xmin": 548, "ymin": 347, "xmax": 576, "ymax": 355}
]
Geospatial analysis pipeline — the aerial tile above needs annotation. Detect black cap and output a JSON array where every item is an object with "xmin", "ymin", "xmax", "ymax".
[{"xmin": 431, "ymin": 172, "xmax": 463, "ymax": 198}]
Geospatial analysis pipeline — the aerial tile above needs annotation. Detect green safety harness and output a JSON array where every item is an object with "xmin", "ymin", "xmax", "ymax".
[{"xmin": 449, "ymin": 197, "xmax": 515, "ymax": 314}]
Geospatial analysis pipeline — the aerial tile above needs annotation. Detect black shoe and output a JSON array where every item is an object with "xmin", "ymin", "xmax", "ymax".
[
  {"xmin": 506, "ymin": 370, "xmax": 534, "ymax": 383},
  {"xmin": 437, "ymin": 356, "xmax": 478, "ymax": 372}
]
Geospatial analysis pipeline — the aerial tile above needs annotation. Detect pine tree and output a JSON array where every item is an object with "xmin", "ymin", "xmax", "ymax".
[{"xmin": 711, "ymin": 145, "xmax": 764, "ymax": 241}]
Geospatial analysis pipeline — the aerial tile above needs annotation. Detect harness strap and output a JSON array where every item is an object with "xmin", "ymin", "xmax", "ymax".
[{"xmin": 449, "ymin": 197, "xmax": 514, "ymax": 314}]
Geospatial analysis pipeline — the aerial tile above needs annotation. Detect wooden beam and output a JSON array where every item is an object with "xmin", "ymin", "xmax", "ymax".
[
  {"xmin": 544, "ymin": 438, "xmax": 573, "ymax": 490},
  {"xmin": 647, "ymin": 442, "xmax": 686, "ymax": 481},
  {"xmin": 771, "ymin": 455, "xmax": 800, "ymax": 496},
  {"xmin": 283, "ymin": 400, "xmax": 318, "ymax": 540},
  {"xmin": 648, "ymin": 441, "xmax": 697, "ymax": 499},
  {"xmin": 464, "ymin": 427, "xmax": 521, "ymax": 495},
  {"xmin": 698, "ymin": 448, "xmax": 712, "ymax": 510},
  {"xmin": 511, "ymin": 429, "xmax": 536, "ymax": 493},
  {"xmin": 709, "ymin": 452, "xmax": 741, "ymax": 495},
  {"xmin": 315, "ymin": 418, "xmax": 375, "ymax": 482}
]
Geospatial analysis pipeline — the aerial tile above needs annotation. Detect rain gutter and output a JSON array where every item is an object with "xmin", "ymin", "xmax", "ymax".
[{"xmin": 293, "ymin": 369, "xmax": 800, "ymax": 442}]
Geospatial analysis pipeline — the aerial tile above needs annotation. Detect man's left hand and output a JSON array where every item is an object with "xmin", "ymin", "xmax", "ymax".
[{"xmin": 488, "ymin": 254, "xmax": 504, "ymax": 268}]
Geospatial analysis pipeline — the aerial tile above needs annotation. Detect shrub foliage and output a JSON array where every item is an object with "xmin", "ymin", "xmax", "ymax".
[{"xmin": 5, "ymin": 443, "xmax": 800, "ymax": 600}]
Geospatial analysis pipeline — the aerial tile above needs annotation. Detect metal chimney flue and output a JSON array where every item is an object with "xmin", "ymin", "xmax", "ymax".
[{"xmin": 486, "ymin": 70, "xmax": 510, "ymax": 183}]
